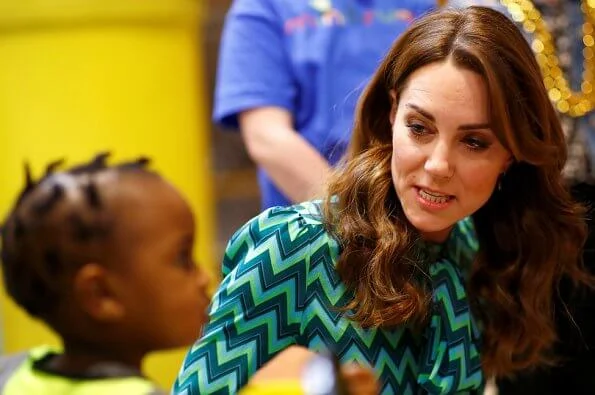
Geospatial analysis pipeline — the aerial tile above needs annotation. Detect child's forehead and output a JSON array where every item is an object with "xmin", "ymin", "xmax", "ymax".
[
  {"xmin": 107, "ymin": 172, "xmax": 180, "ymax": 203},
  {"xmin": 105, "ymin": 173, "xmax": 193, "ymax": 221},
  {"xmin": 107, "ymin": 176, "xmax": 195, "ymax": 250}
]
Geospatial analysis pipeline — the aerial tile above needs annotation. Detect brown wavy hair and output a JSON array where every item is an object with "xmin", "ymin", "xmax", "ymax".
[{"xmin": 323, "ymin": 6, "xmax": 592, "ymax": 377}]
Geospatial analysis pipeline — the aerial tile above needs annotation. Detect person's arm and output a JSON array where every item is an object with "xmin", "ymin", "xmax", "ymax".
[
  {"xmin": 173, "ymin": 206, "xmax": 317, "ymax": 394},
  {"xmin": 213, "ymin": 0, "xmax": 331, "ymax": 203},
  {"xmin": 239, "ymin": 107, "xmax": 331, "ymax": 203}
]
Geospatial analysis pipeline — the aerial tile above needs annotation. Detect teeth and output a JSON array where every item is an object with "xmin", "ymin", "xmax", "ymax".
[{"xmin": 419, "ymin": 189, "xmax": 450, "ymax": 204}]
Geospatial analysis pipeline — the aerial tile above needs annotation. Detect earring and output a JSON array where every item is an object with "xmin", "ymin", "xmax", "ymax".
[{"xmin": 497, "ymin": 172, "xmax": 506, "ymax": 191}]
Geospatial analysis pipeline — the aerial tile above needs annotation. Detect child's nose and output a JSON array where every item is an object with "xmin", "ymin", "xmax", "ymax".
[{"xmin": 195, "ymin": 266, "xmax": 211, "ymax": 291}]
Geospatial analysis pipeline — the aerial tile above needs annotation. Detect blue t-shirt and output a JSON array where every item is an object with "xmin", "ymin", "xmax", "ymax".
[{"xmin": 214, "ymin": 0, "xmax": 437, "ymax": 208}]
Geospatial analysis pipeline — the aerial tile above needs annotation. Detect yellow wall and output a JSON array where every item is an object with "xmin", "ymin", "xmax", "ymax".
[{"xmin": 0, "ymin": 0, "xmax": 214, "ymax": 389}]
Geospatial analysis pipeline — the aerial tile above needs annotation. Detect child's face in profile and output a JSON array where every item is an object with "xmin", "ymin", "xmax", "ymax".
[{"xmin": 105, "ymin": 175, "xmax": 210, "ymax": 351}]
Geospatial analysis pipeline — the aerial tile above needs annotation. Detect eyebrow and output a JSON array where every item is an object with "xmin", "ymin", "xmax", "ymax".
[{"xmin": 405, "ymin": 103, "xmax": 492, "ymax": 131}]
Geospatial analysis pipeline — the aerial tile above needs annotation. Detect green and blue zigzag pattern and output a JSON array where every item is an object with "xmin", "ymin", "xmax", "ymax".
[{"xmin": 174, "ymin": 202, "xmax": 483, "ymax": 394}]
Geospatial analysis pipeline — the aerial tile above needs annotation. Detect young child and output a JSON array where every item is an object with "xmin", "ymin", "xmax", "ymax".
[{"xmin": 0, "ymin": 153, "xmax": 211, "ymax": 394}]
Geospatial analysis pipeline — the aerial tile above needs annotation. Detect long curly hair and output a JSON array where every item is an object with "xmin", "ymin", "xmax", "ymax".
[{"xmin": 323, "ymin": 6, "xmax": 591, "ymax": 377}]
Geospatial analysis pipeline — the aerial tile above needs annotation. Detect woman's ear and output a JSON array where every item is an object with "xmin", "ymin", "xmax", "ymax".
[
  {"xmin": 73, "ymin": 263, "xmax": 125, "ymax": 322},
  {"xmin": 389, "ymin": 89, "xmax": 397, "ymax": 125},
  {"xmin": 502, "ymin": 155, "xmax": 514, "ymax": 173}
]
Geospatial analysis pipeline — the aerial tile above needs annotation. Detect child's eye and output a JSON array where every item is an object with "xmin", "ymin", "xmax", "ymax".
[{"xmin": 177, "ymin": 251, "xmax": 195, "ymax": 270}]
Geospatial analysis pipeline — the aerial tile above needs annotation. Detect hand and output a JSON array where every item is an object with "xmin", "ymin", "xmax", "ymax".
[
  {"xmin": 245, "ymin": 346, "xmax": 379, "ymax": 395},
  {"xmin": 340, "ymin": 363, "xmax": 379, "ymax": 395}
]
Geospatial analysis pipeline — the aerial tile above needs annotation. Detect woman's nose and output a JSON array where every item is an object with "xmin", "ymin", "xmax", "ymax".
[{"xmin": 424, "ymin": 141, "xmax": 453, "ymax": 179}]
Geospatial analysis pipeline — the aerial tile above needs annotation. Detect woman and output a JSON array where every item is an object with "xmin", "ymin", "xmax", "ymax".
[{"xmin": 174, "ymin": 7, "xmax": 591, "ymax": 394}]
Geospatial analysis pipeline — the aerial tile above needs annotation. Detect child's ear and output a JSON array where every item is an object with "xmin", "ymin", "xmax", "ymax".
[{"xmin": 73, "ymin": 263, "xmax": 125, "ymax": 322}]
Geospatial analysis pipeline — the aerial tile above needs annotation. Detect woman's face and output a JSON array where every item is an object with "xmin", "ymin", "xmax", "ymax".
[{"xmin": 390, "ymin": 60, "xmax": 511, "ymax": 242}]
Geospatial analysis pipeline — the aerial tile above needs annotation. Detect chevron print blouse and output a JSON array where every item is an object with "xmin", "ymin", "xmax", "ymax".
[{"xmin": 174, "ymin": 201, "xmax": 484, "ymax": 394}]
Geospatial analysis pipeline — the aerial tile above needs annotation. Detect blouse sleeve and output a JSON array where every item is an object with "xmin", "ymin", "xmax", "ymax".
[{"xmin": 173, "ymin": 204, "xmax": 325, "ymax": 394}]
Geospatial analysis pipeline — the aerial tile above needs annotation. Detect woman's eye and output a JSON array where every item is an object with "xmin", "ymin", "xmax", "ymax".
[
  {"xmin": 406, "ymin": 123, "xmax": 427, "ymax": 136},
  {"xmin": 464, "ymin": 136, "xmax": 490, "ymax": 151}
]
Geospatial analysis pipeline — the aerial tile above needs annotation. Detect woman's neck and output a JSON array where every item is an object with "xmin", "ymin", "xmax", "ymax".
[{"xmin": 421, "ymin": 225, "xmax": 453, "ymax": 244}]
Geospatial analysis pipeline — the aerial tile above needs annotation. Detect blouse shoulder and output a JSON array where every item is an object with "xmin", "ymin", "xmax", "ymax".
[{"xmin": 221, "ymin": 201, "xmax": 334, "ymax": 277}]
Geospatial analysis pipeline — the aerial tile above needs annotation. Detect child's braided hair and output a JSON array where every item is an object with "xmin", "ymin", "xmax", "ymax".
[{"xmin": 0, "ymin": 153, "xmax": 152, "ymax": 321}]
